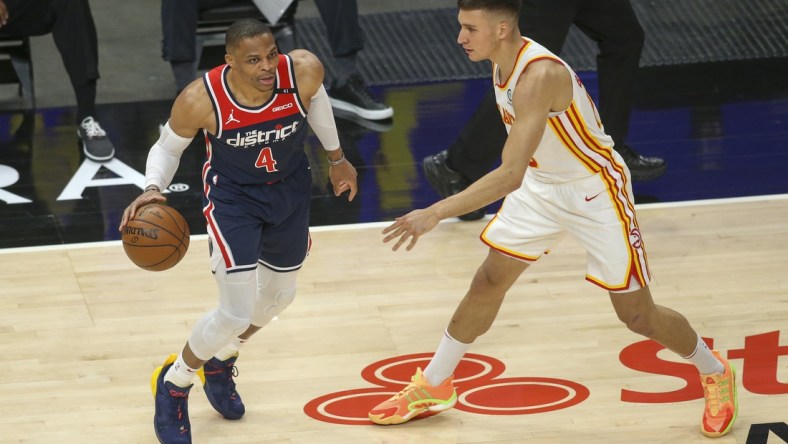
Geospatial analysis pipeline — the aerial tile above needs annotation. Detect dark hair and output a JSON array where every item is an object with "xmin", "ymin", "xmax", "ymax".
[
  {"xmin": 225, "ymin": 19, "xmax": 273, "ymax": 52},
  {"xmin": 457, "ymin": 0, "xmax": 521, "ymax": 17}
]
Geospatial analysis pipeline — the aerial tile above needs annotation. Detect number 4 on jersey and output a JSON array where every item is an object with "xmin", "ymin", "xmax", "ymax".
[{"xmin": 255, "ymin": 147, "xmax": 278, "ymax": 172}]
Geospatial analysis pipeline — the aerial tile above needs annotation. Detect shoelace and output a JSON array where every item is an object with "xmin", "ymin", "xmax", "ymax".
[
  {"xmin": 167, "ymin": 388, "xmax": 189, "ymax": 421},
  {"xmin": 704, "ymin": 376, "xmax": 729, "ymax": 415},
  {"xmin": 391, "ymin": 374, "xmax": 423, "ymax": 400},
  {"xmin": 228, "ymin": 365, "xmax": 239, "ymax": 395},
  {"xmin": 205, "ymin": 362, "xmax": 239, "ymax": 395},
  {"xmin": 81, "ymin": 117, "xmax": 106, "ymax": 138}
]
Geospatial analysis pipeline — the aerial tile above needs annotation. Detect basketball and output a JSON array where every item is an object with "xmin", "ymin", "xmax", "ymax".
[{"xmin": 122, "ymin": 203, "xmax": 190, "ymax": 271}]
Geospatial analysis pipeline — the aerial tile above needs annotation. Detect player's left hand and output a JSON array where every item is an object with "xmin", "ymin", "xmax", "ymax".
[
  {"xmin": 382, "ymin": 208, "xmax": 441, "ymax": 251},
  {"xmin": 329, "ymin": 159, "xmax": 358, "ymax": 201}
]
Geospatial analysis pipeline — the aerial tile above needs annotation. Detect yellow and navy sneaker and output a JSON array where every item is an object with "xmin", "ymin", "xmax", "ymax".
[
  {"xmin": 202, "ymin": 354, "xmax": 245, "ymax": 420},
  {"xmin": 151, "ymin": 354, "xmax": 193, "ymax": 444}
]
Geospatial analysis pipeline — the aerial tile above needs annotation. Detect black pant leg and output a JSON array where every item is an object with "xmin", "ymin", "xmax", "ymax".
[
  {"xmin": 161, "ymin": 0, "xmax": 199, "ymax": 63},
  {"xmin": 160, "ymin": 0, "xmax": 231, "ymax": 63},
  {"xmin": 312, "ymin": 0, "xmax": 364, "ymax": 87},
  {"xmin": 573, "ymin": 0, "xmax": 644, "ymax": 148},
  {"xmin": 446, "ymin": 88, "xmax": 507, "ymax": 182},
  {"xmin": 312, "ymin": 0, "xmax": 364, "ymax": 59},
  {"xmin": 49, "ymin": 0, "xmax": 99, "ymax": 88},
  {"xmin": 0, "ymin": 0, "xmax": 56, "ymax": 36},
  {"xmin": 49, "ymin": 0, "xmax": 101, "ymax": 120},
  {"xmin": 519, "ymin": 0, "xmax": 579, "ymax": 54}
]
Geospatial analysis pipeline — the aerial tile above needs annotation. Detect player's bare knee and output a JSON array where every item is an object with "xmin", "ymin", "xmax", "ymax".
[
  {"xmin": 469, "ymin": 268, "xmax": 507, "ymax": 298},
  {"xmin": 622, "ymin": 312, "xmax": 655, "ymax": 338}
]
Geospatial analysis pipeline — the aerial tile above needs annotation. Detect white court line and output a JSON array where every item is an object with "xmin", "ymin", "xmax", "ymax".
[{"xmin": 2, "ymin": 192, "xmax": 787, "ymax": 255}]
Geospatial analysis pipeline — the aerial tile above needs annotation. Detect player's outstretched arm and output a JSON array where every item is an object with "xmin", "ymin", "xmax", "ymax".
[
  {"xmin": 381, "ymin": 60, "xmax": 570, "ymax": 251},
  {"xmin": 292, "ymin": 49, "xmax": 358, "ymax": 201}
]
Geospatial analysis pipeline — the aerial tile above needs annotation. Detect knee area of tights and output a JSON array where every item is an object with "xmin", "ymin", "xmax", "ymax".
[
  {"xmin": 254, "ymin": 287, "xmax": 296, "ymax": 322},
  {"xmin": 213, "ymin": 308, "xmax": 251, "ymax": 335},
  {"xmin": 268, "ymin": 288, "xmax": 296, "ymax": 313},
  {"xmin": 274, "ymin": 287, "xmax": 296, "ymax": 306}
]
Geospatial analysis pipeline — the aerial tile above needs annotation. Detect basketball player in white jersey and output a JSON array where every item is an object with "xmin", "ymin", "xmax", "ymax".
[
  {"xmin": 368, "ymin": 0, "xmax": 737, "ymax": 437},
  {"xmin": 119, "ymin": 19, "xmax": 357, "ymax": 443}
]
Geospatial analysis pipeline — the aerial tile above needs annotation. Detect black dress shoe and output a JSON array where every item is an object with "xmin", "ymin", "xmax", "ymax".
[
  {"xmin": 329, "ymin": 76, "xmax": 394, "ymax": 121},
  {"xmin": 422, "ymin": 150, "xmax": 485, "ymax": 221},
  {"xmin": 615, "ymin": 144, "xmax": 667, "ymax": 181}
]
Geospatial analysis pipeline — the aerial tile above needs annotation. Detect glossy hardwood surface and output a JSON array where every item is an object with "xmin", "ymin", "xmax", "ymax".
[{"xmin": 1, "ymin": 195, "xmax": 788, "ymax": 443}]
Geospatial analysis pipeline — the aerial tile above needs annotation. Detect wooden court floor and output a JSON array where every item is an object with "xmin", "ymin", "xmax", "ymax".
[{"xmin": 1, "ymin": 196, "xmax": 787, "ymax": 443}]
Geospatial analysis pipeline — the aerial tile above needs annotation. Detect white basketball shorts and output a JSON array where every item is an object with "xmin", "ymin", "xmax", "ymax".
[{"xmin": 480, "ymin": 160, "xmax": 651, "ymax": 292}]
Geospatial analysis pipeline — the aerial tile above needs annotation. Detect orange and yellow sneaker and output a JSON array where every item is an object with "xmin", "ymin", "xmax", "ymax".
[
  {"xmin": 700, "ymin": 350, "xmax": 738, "ymax": 437},
  {"xmin": 368, "ymin": 368, "xmax": 457, "ymax": 425}
]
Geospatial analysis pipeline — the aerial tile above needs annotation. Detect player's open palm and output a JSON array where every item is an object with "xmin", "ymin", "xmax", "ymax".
[{"xmin": 382, "ymin": 208, "xmax": 441, "ymax": 251}]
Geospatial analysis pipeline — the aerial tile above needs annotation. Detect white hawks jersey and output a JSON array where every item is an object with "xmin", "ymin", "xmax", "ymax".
[{"xmin": 493, "ymin": 37, "xmax": 617, "ymax": 184}]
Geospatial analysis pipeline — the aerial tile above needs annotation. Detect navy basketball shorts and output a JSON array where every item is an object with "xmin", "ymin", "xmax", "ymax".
[{"xmin": 202, "ymin": 157, "xmax": 312, "ymax": 274}]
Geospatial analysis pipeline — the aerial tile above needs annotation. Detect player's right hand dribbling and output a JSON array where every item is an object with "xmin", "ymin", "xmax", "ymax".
[{"xmin": 118, "ymin": 188, "xmax": 167, "ymax": 232}]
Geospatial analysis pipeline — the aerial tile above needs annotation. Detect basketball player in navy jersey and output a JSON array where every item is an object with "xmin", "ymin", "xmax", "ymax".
[{"xmin": 118, "ymin": 19, "xmax": 357, "ymax": 444}]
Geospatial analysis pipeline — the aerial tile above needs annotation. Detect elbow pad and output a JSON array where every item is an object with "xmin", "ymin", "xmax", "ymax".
[
  {"xmin": 145, "ymin": 121, "xmax": 193, "ymax": 191},
  {"xmin": 306, "ymin": 85, "xmax": 340, "ymax": 151}
]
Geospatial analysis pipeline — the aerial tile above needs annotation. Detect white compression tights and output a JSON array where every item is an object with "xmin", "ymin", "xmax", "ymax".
[
  {"xmin": 187, "ymin": 262, "xmax": 299, "ymax": 361},
  {"xmin": 252, "ymin": 265, "xmax": 298, "ymax": 327},
  {"xmin": 188, "ymin": 263, "xmax": 256, "ymax": 361}
]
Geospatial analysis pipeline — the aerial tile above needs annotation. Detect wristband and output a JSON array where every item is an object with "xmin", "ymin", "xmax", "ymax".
[
  {"xmin": 145, "ymin": 185, "xmax": 161, "ymax": 193},
  {"xmin": 328, "ymin": 153, "xmax": 346, "ymax": 166}
]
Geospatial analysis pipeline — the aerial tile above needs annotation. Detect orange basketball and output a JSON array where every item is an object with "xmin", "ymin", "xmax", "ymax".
[{"xmin": 122, "ymin": 203, "xmax": 190, "ymax": 271}]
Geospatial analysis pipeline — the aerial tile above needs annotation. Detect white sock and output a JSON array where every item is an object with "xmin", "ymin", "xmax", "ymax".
[
  {"xmin": 423, "ymin": 330, "xmax": 471, "ymax": 386},
  {"xmin": 683, "ymin": 335, "xmax": 724, "ymax": 375},
  {"xmin": 164, "ymin": 353, "xmax": 199, "ymax": 388},
  {"xmin": 214, "ymin": 336, "xmax": 247, "ymax": 361}
]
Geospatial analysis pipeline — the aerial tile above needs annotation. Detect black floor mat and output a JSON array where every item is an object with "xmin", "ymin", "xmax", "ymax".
[{"xmin": 295, "ymin": 0, "xmax": 788, "ymax": 86}]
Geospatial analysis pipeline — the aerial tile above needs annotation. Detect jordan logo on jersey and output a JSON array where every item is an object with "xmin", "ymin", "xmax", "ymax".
[{"xmin": 225, "ymin": 109, "xmax": 240, "ymax": 125}]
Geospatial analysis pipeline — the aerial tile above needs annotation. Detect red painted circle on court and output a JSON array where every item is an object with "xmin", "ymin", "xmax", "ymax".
[
  {"xmin": 303, "ymin": 387, "xmax": 439, "ymax": 425},
  {"xmin": 360, "ymin": 352, "xmax": 505, "ymax": 388},
  {"xmin": 303, "ymin": 388, "xmax": 389, "ymax": 425},
  {"xmin": 304, "ymin": 354, "xmax": 590, "ymax": 425},
  {"xmin": 455, "ymin": 377, "xmax": 590, "ymax": 415}
]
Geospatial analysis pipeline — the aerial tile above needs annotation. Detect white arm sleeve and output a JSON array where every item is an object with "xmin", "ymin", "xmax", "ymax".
[
  {"xmin": 306, "ymin": 84, "xmax": 340, "ymax": 151},
  {"xmin": 145, "ymin": 121, "xmax": 193, "ymax": 191}
]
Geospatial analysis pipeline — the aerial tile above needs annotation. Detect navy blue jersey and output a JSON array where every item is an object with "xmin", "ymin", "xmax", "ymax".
[{"xmin": 202, "ymin": 54, "xmax": 308, "ymax": 185}]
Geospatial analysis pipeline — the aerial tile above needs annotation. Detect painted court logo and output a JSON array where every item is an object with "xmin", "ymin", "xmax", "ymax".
[
  {"xmin": 303, "ymin": 353, "xmax": 589, "ymax": 425},
  {"xmin": 304, "ymin": 331, "xmax": 788, "ymax": 441}
]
